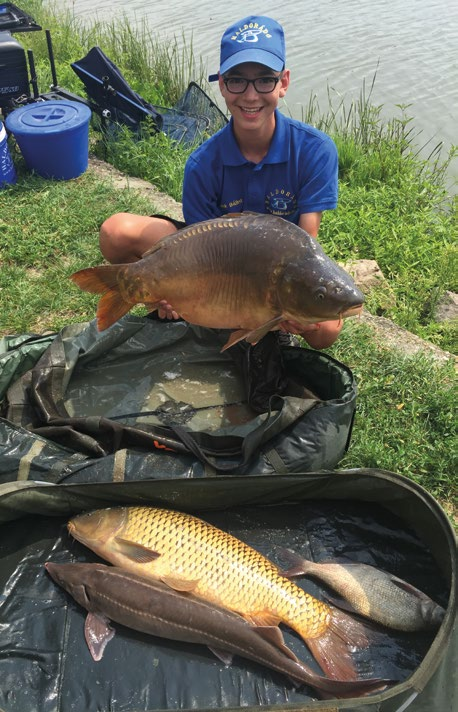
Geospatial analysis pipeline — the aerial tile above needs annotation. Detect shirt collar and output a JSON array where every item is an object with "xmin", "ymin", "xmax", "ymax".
[{"xmin": 221, "ymin": 110, "xmax": 290, "ymax": 166}]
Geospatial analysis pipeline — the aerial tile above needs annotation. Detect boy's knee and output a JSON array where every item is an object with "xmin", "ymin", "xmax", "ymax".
[
  {"xmin": 100, "ymin": 213, "xmax": 129, "ymax": 242},
  {"xmin": 99, "ymin": 214, "xmax": 178, "ymax": 264},
  {"xmin": 99, "ymin": 213, "xmax": 135, "ymax": 263}
]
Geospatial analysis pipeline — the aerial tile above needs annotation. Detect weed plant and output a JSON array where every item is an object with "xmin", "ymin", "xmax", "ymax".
[{"xmin": 0, "ymin": 2, "xmax": 456, "ymax": 508}]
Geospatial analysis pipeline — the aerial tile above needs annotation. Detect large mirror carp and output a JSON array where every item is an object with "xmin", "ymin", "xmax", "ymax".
[{"xmin": 71, "ymin": 213, "xmax": 364, "ymax": 350}]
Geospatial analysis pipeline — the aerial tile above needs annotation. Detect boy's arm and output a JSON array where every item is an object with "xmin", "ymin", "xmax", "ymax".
[{"xmin": 298, "ymin": 211, "xmax": 322, "ymax": 238}]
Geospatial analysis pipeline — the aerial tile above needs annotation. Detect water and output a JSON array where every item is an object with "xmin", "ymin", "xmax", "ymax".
[{"xmin": 59, "ymin": 0, "xmax": 457, "ymax": 184}]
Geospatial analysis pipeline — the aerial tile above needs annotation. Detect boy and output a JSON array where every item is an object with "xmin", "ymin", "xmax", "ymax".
[{"xmin": 99, "ymin": 15, "xmax": 341, "ymax": 349}]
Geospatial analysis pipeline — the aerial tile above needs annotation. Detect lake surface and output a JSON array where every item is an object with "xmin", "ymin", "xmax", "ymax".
[{"xmin": 59, "ymin": 0, "xmax": 457, "ymax": 185}]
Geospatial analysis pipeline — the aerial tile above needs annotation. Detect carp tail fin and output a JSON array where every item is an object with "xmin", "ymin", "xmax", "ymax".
[
  {"xmin": 96, "ymin": 289, "xmax": 134, "ymax": 331},
  {"xmin": 71, "ymin": 265, "xmax": 133, "ymax": 331},
  {"xmin": 301, "ymin": 607, "xmax": 371, "ymax": 681},
  {"xmin": 71, "ymin": 265, "xmax": 122, "ymax": 294}
]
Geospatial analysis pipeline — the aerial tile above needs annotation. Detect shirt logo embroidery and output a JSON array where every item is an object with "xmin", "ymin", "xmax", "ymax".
[{"xmin": 265, "ymin": 189, "xmax": 297, "ymax": 216}]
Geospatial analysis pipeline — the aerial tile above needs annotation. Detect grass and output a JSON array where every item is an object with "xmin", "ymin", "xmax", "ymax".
[
  {"xmin": 0, "ymin": 2, "xmax": 456, "ymax": 513},
  {"xmin": 0, "ymin": 171, "xmax": 155, "ymax": 333},
  {"xmin": 329, "ymin": 321, "xmax": 456, "ymax": 498}
]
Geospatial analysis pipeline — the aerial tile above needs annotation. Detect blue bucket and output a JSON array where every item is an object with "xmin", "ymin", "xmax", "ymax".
[
  {"xmin": 5, "ymin": 100, "xmax": 92, "ymax": 180},
  {"xmin": 0, "ymin": 120, "xmax": 17, "ymax": 188}
]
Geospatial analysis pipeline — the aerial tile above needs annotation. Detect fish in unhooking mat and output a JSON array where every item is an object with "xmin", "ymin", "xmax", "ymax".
[
  {"xmin": 68, "ymin": 506, "xmax": 375, "ymax": 682},
  {"xmin": 45, "ymin": 562, "xmax": 392, "ymax": 699},
  {"xmin": 278, "ymin": 551, "xmax": 446, "ymax": 632},
  {"xmin": 70, "ymin": 213, "xmax": 364, "ymax": 350}
]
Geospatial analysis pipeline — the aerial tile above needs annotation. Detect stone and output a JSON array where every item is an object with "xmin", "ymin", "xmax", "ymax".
[
  {"xmin": 341, "ymin": 258, "xmax": 396, "ymax": 310},
  {"xmin": 434, "ymin": 291, "xmax": 458, "ymax": 323},
  {"xmin": 359, "ymin": 311, "xmax": 455, "ymax": 364}
]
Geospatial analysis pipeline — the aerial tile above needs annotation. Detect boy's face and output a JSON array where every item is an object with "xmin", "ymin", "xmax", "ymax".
[{"xmin": 219, "ymin": 62, "xmax": 290, "ymax": 131}]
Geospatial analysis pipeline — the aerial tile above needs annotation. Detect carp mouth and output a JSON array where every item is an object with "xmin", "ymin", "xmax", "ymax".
[{"xmin": 340, "ymin": 304, "xmax": 364, "ymax": 319}]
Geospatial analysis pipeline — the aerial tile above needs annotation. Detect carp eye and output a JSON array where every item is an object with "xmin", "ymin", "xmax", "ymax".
[{"xmin": 313, "ymin": 286, "xmax": 327, "ymax": 301}]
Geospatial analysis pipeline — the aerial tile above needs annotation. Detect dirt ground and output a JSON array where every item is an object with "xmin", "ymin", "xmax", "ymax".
[{"xmin": 88, "ymin": 157, "xmax": 184, "ymax": 222}]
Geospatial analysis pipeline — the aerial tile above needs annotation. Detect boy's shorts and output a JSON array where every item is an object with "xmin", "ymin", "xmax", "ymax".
[{"xmin": 150, "ymin": 213, "xmax": 186, "ymax": 230}]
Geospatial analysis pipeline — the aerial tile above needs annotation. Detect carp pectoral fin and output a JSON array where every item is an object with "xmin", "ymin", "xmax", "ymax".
[
  {"xmin": 84, "ymin": 612, "xmax": 116, "ymax": 661},
  {"xmin": 143, "ymin": 301, "xmax": 163, "ymax": 311},
  {"xmin": 244, "ymin": 611, "xmax": 282, "ymax": 627},
  {"xmin": 208, "ymin": 647, "xmax": 234, "ymax": 666},
  {"xmin": 114, "ymin": 537, "xmax": 161, "ymax": 563},
  {"xmin": 161, "ymin": 574, "xmax": 199, "ymax": 592},
  {"xmin": 221, "ymin": 316, "xmax": 284, "ymax": 352},
  {"xmin": 220, "ymin": 329, "xmax": 252, "ymax": 351},
  {"xmin": 253, "ymin": 626, "xmax": 299, "ymax": 662}
]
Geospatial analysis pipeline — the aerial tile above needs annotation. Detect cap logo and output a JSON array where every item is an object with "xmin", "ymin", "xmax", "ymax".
[{"xmin": 231, "ymin": 23, "xmax": 272, "ymax": 44}]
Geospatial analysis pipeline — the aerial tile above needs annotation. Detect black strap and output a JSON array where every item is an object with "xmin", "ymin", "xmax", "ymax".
[{"xmin": 171, "ymin": 395, "xmax": 315, "ymax": 472}]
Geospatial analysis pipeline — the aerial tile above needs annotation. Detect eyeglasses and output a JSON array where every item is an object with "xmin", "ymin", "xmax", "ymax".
[{"xmin": 223, "ymin": 75, "xmax": 283, "ymax": 94}]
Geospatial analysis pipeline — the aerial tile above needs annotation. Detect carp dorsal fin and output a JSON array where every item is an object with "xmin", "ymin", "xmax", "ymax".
[
  {"xmin": 161, "ymin": 574, "xmax": 199, "ymax": 592},
  {"xmin": 141, "ymin": 240, "xmax": 167, "ymax": 258},
  {"xmin": 114, "ymin": 537, "xmax": 161, "ymax": 563},
  {"xmin": 220, "ymin": 316, "xmax": 284, "ymax": 351},
  {"xmin": 84, "ymin": 612, "xmax": 116, "ymax": 661},
  {"xmin": 222, "ymin": 211, "xmax": 260, "ymax": 218},
  {"xmin": 140, "ymin": 211, "xmax": 263, "ymax": 258}
]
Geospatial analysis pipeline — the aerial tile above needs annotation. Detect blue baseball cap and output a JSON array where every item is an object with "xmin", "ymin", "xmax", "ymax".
[{"xmin": 208, "ymin": 16, "xmax": 286, "ymax": 82}]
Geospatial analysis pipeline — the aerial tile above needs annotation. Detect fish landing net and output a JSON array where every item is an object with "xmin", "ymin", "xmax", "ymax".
[{"xmin": 155, "ymin": 82, "xmax": 228, "ymax": 146}]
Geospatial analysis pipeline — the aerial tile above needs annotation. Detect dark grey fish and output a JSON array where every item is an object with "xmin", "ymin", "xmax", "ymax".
[{"xmin": 45, "ymin": 562, "xmax": 392, "ymax": 700}]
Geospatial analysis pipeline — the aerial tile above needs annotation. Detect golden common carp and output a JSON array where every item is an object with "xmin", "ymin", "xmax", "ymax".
[
  {"xmin": 71, "ymin": 213, "xmax": 364, "ymax": 349},
  {"xmin": 280, "ymin": 552, "xmax": 446, "ymax": 632},
  {"xmin": 45, "ymin": 562, "xmax": 391, "ymax": 699},
  {"xmin": 68, "ymin": 506, "xmax": 371, "ymax": 681}
]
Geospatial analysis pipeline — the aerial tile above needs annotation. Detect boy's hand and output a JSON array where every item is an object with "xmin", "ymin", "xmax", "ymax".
[
  {"xmin": 279, "ymin": 319, "xmax": 342, "ymax": 349},
  {"xmin": 158, "ymin": 299, "xmax": 180, "ymax": 320},
  {"xmin": 279, "ymin": 320, "xmax": 321, "ymax": 336}
]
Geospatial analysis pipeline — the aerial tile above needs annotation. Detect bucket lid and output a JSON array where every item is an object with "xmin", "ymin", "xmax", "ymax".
[{"xmin": 5, "ymin": 100, "xmax": 92, "ymax": 135}]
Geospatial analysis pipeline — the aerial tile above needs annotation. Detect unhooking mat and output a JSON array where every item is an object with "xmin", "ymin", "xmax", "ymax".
[{"xmin": 0, "ymin": 317, "xmax": 358, "ymax": 478}]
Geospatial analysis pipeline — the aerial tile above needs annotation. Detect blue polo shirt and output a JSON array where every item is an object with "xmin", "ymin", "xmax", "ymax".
[{"xmin": 182, "ymin": 109, "xmax": 338, "ymax": 225}]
